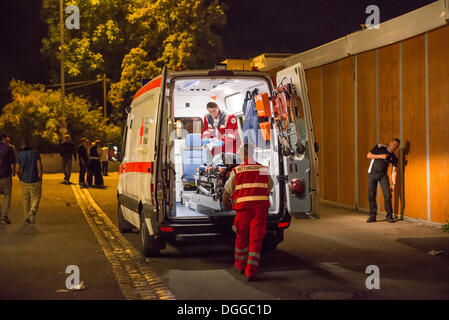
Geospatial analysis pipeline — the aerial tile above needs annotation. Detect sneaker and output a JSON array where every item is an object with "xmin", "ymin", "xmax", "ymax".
[
  {"xmin": 366, "ymin": 216, "xmax": 377, "ymax": 223},
  {"xmin": 29, "ymin": 214, "xmax": 36, "ymax": 224},
  {"xmin": 386, "ymin": 217, "xmax": 394, "ymax": 223},
  {"xmin": 1, "ymin": 216, "xmax": 11, "ymax": 224},
  {"xmin": 25, "ymin": 216, "xmax": 30, "ymax": 224}
]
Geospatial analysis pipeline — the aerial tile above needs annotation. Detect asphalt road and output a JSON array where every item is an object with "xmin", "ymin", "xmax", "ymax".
[{"xmin": 1, "ymin": 172, "xmax": 449, "ymax": 300}]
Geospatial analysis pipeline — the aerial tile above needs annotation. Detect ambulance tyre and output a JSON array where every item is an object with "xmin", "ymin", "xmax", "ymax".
[
  {"xmin": 117, "ymin": 203, "xmax": 134, "ymax": 233},
  {"xmin": 262, "ymin": 230, "xmax": 284, "ymax": 252},
  {"xmin": 140, "ymin": 217, "xmax": 161, "ymax": 257}
]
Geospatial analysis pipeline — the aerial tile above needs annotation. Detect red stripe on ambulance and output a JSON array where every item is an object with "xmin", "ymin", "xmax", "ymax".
[
  {"xmin": 132, "ymin": 77, "xmax": 162, "ymax": 102},
  {"xmin": 119, "ymin": 162, "xmax": 153, "ymax": 174}
]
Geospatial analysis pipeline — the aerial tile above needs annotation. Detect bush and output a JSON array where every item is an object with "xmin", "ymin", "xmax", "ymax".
[{"xmin": 0, "ymin": 80, "xmax": 122, "ymax": 152}]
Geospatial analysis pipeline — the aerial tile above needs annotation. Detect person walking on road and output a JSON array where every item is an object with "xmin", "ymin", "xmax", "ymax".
[
  {"xmin": 100, "ymin": 144, "xmax": 109, "ymax": 176},
  {"xmin": 87, "ymin": 140, "xmax": 103, "ymax": 188},
  {"xmin": 78, "ymin": 138, "xmax": 90, "ymax": 187},
  {"xmin": 222, "ymin": 143, "xmax": 273, "ymax": 281},
  {"xmin": 16, "ymin": 141, "xmax": 43, "ymax": 224},
  {"xmin": 59, "ymin": 134, "xmax": 77, "ymax": 184},
  {"xmin": 366, "ymin": 138, "xmax": 400, "ymax": 223},
  {"xmin": 0, "ymin": 134, "xmax": 16, "ymax": 224}
]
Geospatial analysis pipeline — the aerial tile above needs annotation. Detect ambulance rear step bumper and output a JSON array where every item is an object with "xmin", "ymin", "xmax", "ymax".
[{"xmin": 173, "ymin": 230, "xmax": 278, "ymax": 242}]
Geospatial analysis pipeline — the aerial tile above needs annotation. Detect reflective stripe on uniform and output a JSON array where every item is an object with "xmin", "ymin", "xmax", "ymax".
[
  {"xmin": 232, "ymin": 225, "xmax": 237, "ymax": 233},
  {"xmin": 235, "ymin": 195, "xmax": 269, "ymax": 204},
  {"xmin": 235, "ymin": 247, "xmax": 248, "ymax": 254},
  {"xmin": 235, "ymin": 183, "xmax": 268, "ymax": 190},
  {"xmin": 234, "ymin": 254, "xmax": 247, "ymax": 261},
  {"xmin": 235, "ymin": 165, "xmax": 268, "ymax": 174},
  {"xmin": 248, "ymin": 252, "xmax": 260, "ymax": 258},
  {"xmin": 247, "ymin": 260, "xmax": 259, "ymax": 267}
]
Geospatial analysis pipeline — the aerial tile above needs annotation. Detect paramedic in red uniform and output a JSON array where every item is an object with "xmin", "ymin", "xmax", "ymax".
[
  {"xmin": 222, "ymin": 143, "xmax": 273, "ymax": 281},
  {"xmin": 201, "ymin": 101, "xmax": 241, "ymax": 155}
]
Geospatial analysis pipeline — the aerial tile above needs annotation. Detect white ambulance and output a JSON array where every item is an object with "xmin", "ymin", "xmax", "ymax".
[{"xmin": 117, "ymin": 63, "xmax": 319, "ymax": 256}]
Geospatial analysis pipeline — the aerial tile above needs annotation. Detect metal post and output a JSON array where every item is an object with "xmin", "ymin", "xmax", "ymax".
[
  {"xmin": 59, "ymin": 0, "xmax": 65, "ymax": 119},
  {"xmin": 59, "ymin": 0, "xmax": 67, "ymax": 137}
]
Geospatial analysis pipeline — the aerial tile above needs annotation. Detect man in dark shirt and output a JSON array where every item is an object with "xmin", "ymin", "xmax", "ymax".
[
  {"xmin": 16, "ymin": 141, "xmax": 43, "ymax": 224},
  {"xmin": 78, "ymin": 138, "xmax": 90, "ymax": 187},
  {"xmin": 59, "ymin": 134, "xmax": 77, "ymax": 184},
  {"xmin": 366, "ymin": 138, "xmax": 400, "ymax": 223},
  {"xmin": 0, "ymin": 134, "xmax": 16, "ymax": 224}
]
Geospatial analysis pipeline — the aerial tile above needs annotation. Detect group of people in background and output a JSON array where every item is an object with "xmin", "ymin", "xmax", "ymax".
[
  {"xmin": 59, "ymin": 134, "xmax": 110, "ymax": 188},
  {"xmin": 0, "ymin": 133, "xmax": 111, "ymax": 225},
  {"xmin": 0, "ymin": 134, "xmax": 42, "ymax": 225}
]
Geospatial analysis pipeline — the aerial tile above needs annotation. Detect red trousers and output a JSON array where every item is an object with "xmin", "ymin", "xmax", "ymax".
[{"xmin": 233, "ymin": 207, "xmax": 268, "ymax": 278}]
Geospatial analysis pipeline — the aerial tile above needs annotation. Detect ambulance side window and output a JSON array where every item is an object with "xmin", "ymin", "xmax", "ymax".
[
  {"xmin": 120, "ymin": 124, "xmax": 128, "ymax": 162},
  {"xmin": 121, "ymin": 117, "xmax": 133, "ymax": 162}
]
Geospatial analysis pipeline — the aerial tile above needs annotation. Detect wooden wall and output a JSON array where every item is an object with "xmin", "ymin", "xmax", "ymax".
[
  {"xmin": 322, "ymin": 63, "xmax": 338, "ymax": 203},
  {"xmin": 428, "ymin": 26, "xmax": 449, "ymax": 224},
  {"xmin": 337, "ymin": 57, "xmax": 355, "ymax": 206},
  {"xmin": 301, "ymin": 24, "xmax": 449, "ymax": 224},
  {"xmin": 357, "ymin": 50, "xmax": 377, "ymax": 210},
  {"xmin": 378, "ymin": 44, "xmax": 400, "ymax": 215},
  {"xmin": 402, "ymin": 35, "xmax": 428, "ymax": 221}
]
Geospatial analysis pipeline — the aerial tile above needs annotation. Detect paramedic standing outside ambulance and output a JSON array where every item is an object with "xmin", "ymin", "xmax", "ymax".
[
  {"xmin": 222, "ymin": 143, "xmax": 273, "ymax": 281},
  {"xmin": 201, "ymin": 101, "xmax": 241, "ymax": 155},
  {"xmin": 366, "ymin": 138, "xmax": 400, "ymax": 223}
]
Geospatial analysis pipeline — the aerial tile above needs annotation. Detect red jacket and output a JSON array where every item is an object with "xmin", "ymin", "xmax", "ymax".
[
  {"xmin": 231, "ymin": 161, "xmax": 270, "ymax": 210},
  {"xmin": 201, "ymin": 111, "xmax": 241, "ymax": 154}
]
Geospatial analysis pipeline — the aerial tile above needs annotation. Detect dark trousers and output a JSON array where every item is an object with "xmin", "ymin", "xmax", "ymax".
[
  {"xmin": 62, "ymin": 157, "xmax": 72, "ymax": 182},
  {"xmin": 79, "ymin": 162, "xmax": 87, "ymax": 184},
  {"xmin": 87, "ymin": 161, "xmax": 103, "ymax": 187},
  {"xmin": 368, "ymin": 172, "xmax": 393, "ymax": 219},
  {"xmin": 101, "ymin": 161, "xmax": 108, "ymax": 176}
]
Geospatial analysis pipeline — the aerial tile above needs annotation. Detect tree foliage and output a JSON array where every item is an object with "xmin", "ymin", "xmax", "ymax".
[
  {"xmin": 0, "ymin": 80, "xmax": 121, "ymax": 152},
  {"xmin": 41, "ymin": 0, "xmax": 226, "ymax": 116}
]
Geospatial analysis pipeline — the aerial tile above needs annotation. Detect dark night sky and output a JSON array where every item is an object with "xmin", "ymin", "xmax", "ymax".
[{"xmin": 0, "ymin": 0, "xmax": 437, "ymax": 105}]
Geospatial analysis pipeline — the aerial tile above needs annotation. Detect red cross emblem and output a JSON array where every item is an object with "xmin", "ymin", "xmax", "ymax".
[{"xmin": 140, "ymin": 118, "xmax": 144, "ymax": 144}]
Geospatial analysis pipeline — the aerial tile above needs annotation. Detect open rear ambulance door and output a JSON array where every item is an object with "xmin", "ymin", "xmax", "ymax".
[
  {"xmin": 152, "ymin": 66, "xmax": 171, "ymax": 233},
  {"xmin": 124, "ymin": 66, "xmax": 168, "ymax": 255},
  {"xmin": 275, "ymin": 63, "xmax": 320, "ymax": 218}
]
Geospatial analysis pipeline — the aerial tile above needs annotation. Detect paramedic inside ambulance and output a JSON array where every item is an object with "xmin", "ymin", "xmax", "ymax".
[{"xmin": 201, "ymin": 101, "xmax": 241, "ymax": 155}]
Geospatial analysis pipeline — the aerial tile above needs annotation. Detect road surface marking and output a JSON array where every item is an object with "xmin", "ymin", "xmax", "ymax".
[{"xmin": 71, "ymin": 184, "xmax": 175, "ymax": 300}]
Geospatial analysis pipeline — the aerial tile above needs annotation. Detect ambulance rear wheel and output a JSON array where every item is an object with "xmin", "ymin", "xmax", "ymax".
[
  {"xmin": 262, "ymin": 238, "xmax": 278, "ymax": 252},
  {"xmin": 140, "ymin": 218, "xmax": 161, "ymax": 257},
  {"xmin": 118, "ymin": 203, "xmax": 134, "ymax": 233},
  {"xmin": 262, "ymin": 230, "xmax": 284, "ymax": 252}
]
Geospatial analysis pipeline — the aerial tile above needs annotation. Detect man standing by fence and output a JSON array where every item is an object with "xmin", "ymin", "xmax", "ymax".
[
  {"xmin": 59, "ymin": 134, "xmax": 77, "ymax": 184},
  {"xmin": 366, "ymin": 138, "xmax": 400, "ymax": 223}
]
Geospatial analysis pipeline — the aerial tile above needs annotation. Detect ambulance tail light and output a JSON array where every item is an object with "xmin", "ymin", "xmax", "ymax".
[
  {"xmin": 278, "ymin": 222, "xmax": 290, "ymax": 229},
  {"xmin": 160, "ymin": 226, "xmax": 173, "ymax": 232}
]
